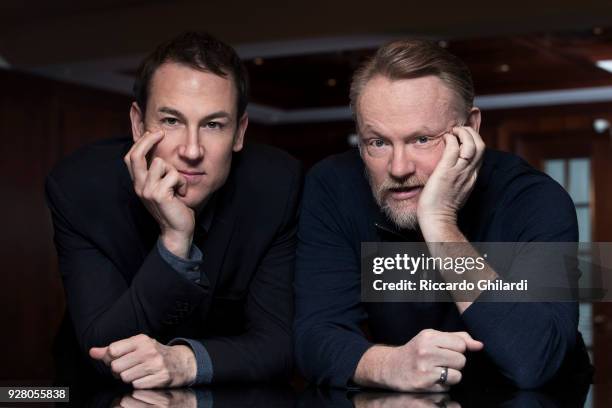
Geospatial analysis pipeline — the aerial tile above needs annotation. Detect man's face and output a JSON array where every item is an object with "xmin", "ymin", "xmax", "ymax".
[
  {"xmin": 130, "ymin": 62, "xmax": 247, "ymax": 210},
  {"xmin": 356, "ymin": 75, "xmax": 464, "ymax": 229}
]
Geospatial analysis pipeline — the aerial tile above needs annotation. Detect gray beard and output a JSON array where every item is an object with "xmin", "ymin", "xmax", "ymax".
[{"xmin": 364, "ymin": 167, "xmax": 421, "ymax": 231}]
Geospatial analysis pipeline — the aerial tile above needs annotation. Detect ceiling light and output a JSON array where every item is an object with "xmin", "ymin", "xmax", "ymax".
[
  {"xmin": 596, "ymin": 60, "xmax": 612, "ymax": 73},
  {"xmin": 327, "ymin": 78, "xmax": 337, "ymax": 87},
  {"xmin": 593, "ymin": 118, "xmax": 610, "ymax": 134},
  {"xmin": 254, "ymin": 57, "xmax": 264, "ymax": 66}
]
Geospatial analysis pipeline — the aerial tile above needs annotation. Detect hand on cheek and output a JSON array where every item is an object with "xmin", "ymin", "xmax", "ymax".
[{"xmin": 417, "ymin": 127, "xmax": 485, "ymax": 239}]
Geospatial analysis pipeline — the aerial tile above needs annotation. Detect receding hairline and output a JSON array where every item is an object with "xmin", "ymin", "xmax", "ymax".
[{"xmin": 352, "ymin": 73, "xmax": 470, "ymax": 123}]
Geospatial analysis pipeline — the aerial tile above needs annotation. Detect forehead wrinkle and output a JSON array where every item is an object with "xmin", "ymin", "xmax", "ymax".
[{"xmin": 358, "ymin": 75, "xmax": 460, "ymax": 138}]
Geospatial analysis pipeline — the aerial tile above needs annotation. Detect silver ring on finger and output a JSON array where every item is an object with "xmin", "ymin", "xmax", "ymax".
[{"xmin": 436, "ymin": 366, "xmax": 449, "ymax": 385}]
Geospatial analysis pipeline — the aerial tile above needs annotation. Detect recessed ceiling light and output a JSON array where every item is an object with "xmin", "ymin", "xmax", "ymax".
[
  {"xmin": 596, "ymin": 60, "xmax": 612, "ymax": 73},
  {"xmin": 327, "ymin": 78, "xmax": 337, "ymax": 87},
  {"xmin": 254, "ymin": 57, "xmax": 264, "ymax": 66}
]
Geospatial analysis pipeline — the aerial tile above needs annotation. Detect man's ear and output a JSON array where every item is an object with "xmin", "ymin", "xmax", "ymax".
[
  {"xmin": 466, "ymin": 107, "xmax": 482, "ymax": 133},
  {"xmin": 129, "ymin": 102, "xmax": 146, "ymax": 142},
  {"xmin": 232, "ymin": 113, "xmax": 248, "ymax": 152}
]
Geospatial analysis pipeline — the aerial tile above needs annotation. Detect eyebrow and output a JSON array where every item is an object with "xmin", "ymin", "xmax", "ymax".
[
  {"xmin": 157, "ymin": 107, "xmax": 233, "ymax": 123},
  {"xmin": 361, "ymin": 123, "xmax": 440, "ymax": 140}
]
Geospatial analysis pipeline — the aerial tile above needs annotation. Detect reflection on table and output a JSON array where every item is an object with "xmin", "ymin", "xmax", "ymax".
[{"xmin": 76, "ymin": 381, "xmax": 594, "ymax": 408}]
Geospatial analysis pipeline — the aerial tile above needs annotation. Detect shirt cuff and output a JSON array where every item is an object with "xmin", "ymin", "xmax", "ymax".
[
  {"xmin": 157, "ymin": 238, "xmax": 203, "ymax": 283},
  {"xmin": 168, "ymin": 337, "xmax": 214, "ymax": 385}
]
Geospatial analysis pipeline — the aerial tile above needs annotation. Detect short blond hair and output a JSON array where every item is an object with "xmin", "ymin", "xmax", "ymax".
[{"xmin": 350, "ymin": 39, "xmax": 474, "ymax": 116}]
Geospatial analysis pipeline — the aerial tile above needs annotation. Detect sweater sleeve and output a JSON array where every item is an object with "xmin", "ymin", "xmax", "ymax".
[
  {"xmin": 294, "ymin": 166, "xmax": 372, "ymax": 387},
  {"xmin": 462, "ymin": 178, "xmax": 580, "ymax": 388}
]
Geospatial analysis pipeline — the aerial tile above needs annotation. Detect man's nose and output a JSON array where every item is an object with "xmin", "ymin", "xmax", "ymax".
[
  {"xmin": 178, "ymin": 127, "xmax": 204, "ymax": 161},
  {"xmin": 388, "ymin": 145, "xmax": 416, "ymax": 180}
]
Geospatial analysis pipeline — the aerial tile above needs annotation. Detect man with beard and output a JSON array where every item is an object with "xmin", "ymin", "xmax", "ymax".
[{"xmin": 294, "ymin": 40, "xmax": 591, "ymax": 391}]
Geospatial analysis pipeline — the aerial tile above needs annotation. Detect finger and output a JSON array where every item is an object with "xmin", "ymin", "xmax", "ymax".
[
  {"xmin": 433, "ymin": 367, "xmax": 462, "ymax": 386},
  {"xmin": 131, "ymin": 390, "xmax": 171, "ymax": 405},
  {"xmin": 132, "ymin": 373, "xmax": 165, "ymax": 390},
  {"xmin": 431, "ymin": 332, "xmax": 468, "ymax": 353},
  {"xmin": 89, "ymin": 346, "xmax": 112, "ymax": 365},
  {"xmin": 117, "ymin": 395, "xmax": 152, "ymax": 408},
  {"xmin": 431, "ymin": 348, "xmax": 467, "ymax": 371},
  {"xmin": 451, "ymin": 331, "xmax": 484, "ymax": 351},
  {"xmin": 124, "ymin": 130, "xmax": 162, "ymax": 180},
  {"xmin": 463, "ymin": 126, "xmax": 486, "ymax": 167},
  {"xmin": 439, "ymin": 133, "xmax": 461, "ymax": 169},
  {"xmin": 119, "ymin": 362, "xmax": 152, "ymax": 385},
  {"xmin": 106, "ymin": 337, "xmax": 139, "ymax": 361},
  {"xmin": 452, "ymin": 126, "xmax": 476, "ymax": 167},
  {"xmin": 110, "ymin": 350, "xmax": 144, "ymax": 375},
  {"xmin": 127, "ymin": 131, "xmax": 164, "ymax": 191},
  {"xmin": 156, "ymin": 167, "xmax": 187, "ymax": 200},
  {"xmin": 142, "ymin": 157, "xmax": 168, "ymax": 198}
]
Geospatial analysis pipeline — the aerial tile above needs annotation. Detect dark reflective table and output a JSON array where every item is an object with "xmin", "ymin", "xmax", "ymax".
[{"xmin": 60, "ymin": 381, "xmax": 601, "ymax": 408}]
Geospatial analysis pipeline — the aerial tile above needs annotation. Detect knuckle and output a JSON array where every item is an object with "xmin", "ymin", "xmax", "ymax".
[
  {"xmin": 153, "ymin": 355, "xmax": 164, "ymax": 368},
  {"xmin": 152, "ymin": 157, "xmax": 163, "ymax": 168},
  {"xmin": 108, "ymin": 345, "xmax": 119, "ymax": 358},
  {"xmin": 415, "ymin": 346, "xmax": 428, "ymax": 358},
  {"xmin": 416, "ymin": 362, "xmax": 428, "ymax": 375},
  {"xmin": 119, "ymin": 371, "xmax": 130, "ymax": 383}
]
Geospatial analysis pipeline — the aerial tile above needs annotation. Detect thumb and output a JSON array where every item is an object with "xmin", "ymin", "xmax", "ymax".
[
  {"xmin": 452, "ymin": 331, "xmax": 484, "ymax": 351},
  {"xmin": 89, "ymin": 346, "xmax": 108, "ymax": 360}
]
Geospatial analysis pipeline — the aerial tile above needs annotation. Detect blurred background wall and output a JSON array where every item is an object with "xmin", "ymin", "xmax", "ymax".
[{"xmin": 1, "ymin": 1, "xmax": 612, "ymax": 404}]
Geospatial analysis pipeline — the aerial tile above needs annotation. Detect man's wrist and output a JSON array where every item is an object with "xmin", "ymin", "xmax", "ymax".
[
  {"xmin": 160, "ymin": 231, "xmax": 193, "ymax": 259},
  {"xmin": 171, "ymin": 344, "xmax": 197, "ymax": 386},
  {"xmin": 418, "ymin": 215, "xmax": 460, "ymax": 242},
  {"xmin": 353, "ymin": 345, "xmax": 393, "ymax": 388}
]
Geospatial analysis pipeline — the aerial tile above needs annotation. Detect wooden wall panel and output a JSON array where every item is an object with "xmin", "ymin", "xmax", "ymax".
[{"xmin": 0, "ymin": 69, "xmax": 131, "ymax": 381}]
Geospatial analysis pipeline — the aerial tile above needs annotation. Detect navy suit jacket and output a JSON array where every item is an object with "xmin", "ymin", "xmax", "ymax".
[{"xmin": 46, "ymin": 138, "xmax": 302, "ymax": 386}]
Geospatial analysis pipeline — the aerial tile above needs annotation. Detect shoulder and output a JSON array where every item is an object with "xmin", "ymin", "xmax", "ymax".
[
  {"xmin": 301, "ymin": 149, "xmax": 374, "ymax": 226},
  {"xmin": 481, "ymin": 149, "xmax": 571, "ymax": 206},
  {"xmin": 479, "ymin": 149, "xmax": 577, "ymax": 241},
  {"xmin": 307, "ymin": 148, "xmax": 364, "ymax": 183},
  {"xmin": 46, "ymin": 137, "xmax": 131, "ymax": 209},
  {"xmin": 229, "ymin": 143, "xmax": 303, "ymax": 213},
  {"xmin": 234, "ymin": 143, "xmax": 301, "ymax": 181}
]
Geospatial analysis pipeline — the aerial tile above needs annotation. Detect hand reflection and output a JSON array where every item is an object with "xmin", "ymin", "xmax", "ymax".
[
  {"xmin": 113, "ymin": 388, "xmax": 196, "ymax": 408},
  {"xmin": 353, "ymin": 392, "xmax": 460, "ymax": 408}
]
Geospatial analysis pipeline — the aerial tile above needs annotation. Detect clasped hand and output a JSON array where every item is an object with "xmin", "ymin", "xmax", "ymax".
[{"xmin": 90, "ymin": 334, "xmax": 196, "ymax": 389}]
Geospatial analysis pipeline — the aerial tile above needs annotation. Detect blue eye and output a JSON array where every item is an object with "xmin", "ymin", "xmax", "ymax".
[
  {"xmin": 371, "ymin": 139, "xmax": 387, "ymax": 148},
  {"xmin": 416, "ymin": 136, "xmax": 430, "ymax": 144}
]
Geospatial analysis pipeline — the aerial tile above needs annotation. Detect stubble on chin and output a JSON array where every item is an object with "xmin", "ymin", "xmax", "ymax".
[{"xmin": 365, "ymin": 169, "xmax": 426, "ymax": 230}]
